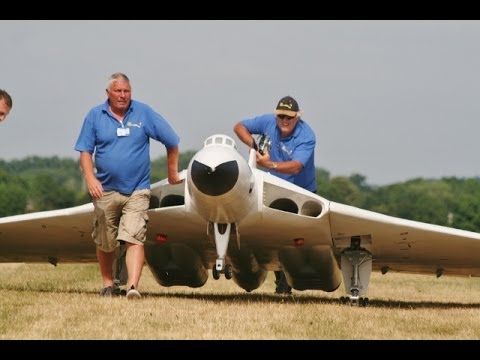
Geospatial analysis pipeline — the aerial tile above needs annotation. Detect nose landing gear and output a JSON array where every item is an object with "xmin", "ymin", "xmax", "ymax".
[{"xmin": 209, "ymin": 222, "xmax": 234, "ymax": 280}]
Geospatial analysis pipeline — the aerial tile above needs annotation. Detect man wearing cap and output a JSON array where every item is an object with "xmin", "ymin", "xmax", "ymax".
[{"xmin": 233, "ymin": 95, "xmax": 317, "ymax": 295}]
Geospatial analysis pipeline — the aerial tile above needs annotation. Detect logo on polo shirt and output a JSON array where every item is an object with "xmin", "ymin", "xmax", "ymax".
[{"xmin": 127, "ymin": 121, "xmax": 142, "ymax": 128}]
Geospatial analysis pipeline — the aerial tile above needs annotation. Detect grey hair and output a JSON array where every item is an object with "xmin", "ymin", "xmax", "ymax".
[{"xmin": 106, "ymin": 73, "xmax": 130, "ymax": 90}]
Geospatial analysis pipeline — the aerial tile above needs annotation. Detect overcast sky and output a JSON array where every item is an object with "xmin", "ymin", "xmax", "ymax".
[{"xmin": 1, "ymin": 20, "xmax": 479, "ymax": 186}]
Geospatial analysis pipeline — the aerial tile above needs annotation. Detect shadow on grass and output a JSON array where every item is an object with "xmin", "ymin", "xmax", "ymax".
[
  {"xmin": 6, "ymin": 285, "xmax": 480, "ymax": 309},
  {"xmin": 144, "ymin": 291, "xmax": 480, "ymax": 309}
]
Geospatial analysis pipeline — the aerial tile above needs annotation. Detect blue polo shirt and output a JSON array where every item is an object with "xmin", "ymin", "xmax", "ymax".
[
  {"xmin": 240, "ymin": 113, "xmax": 316, "ymax": 192},
  {"xmin": 74, "ymin": 99, "xmax": 180, "ymax": 194}
]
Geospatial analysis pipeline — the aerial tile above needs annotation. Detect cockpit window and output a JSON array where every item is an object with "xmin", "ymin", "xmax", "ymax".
[{"xmin": 203, "ymin": 134, "xmax": 237, "ymax": 149}]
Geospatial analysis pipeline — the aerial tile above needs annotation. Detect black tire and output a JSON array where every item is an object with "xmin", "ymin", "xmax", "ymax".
[
  {"xmin": 224, "ymin": 264, "xmax": 233, "ymax": 280},
  {"xmin": 212, "ymin": 266, "xmax": 220, "ymax": 280}
]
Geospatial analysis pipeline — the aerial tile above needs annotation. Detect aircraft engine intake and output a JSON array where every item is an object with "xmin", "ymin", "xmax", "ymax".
[
  {"xmin": 145, "ymin": 242, "xmax": 208, "ymax": 288},
  {"xmin": 228, "ymin": 245, "xmax": 268, "ymax": 292},
  {"xmin": 187, "ymin": 134, "xmax": 257, "ymax": 224},
  {"xmin": 191, "ymin": 160, "xmax": 238, "ymax": 196},
  {"xmin": 279, "ymin": 245, "xmax": 342, "ymax": 292}
]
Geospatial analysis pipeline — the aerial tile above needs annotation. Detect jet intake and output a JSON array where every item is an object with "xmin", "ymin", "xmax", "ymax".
[
  {"xmin": 280, "ymin": 245, "xmax": 342, "ymax": 292},
  {"xmin": 187, "ymin": 138, "xmax": 257, "ymax": 224}
]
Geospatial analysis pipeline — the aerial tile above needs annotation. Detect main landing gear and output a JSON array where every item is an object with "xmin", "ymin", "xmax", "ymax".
[
  {"xmin": 339, "ymin": 293, "xmax": 369, "ymax": 307},
  {"xmin": 340, "ymin": 236, "xmax": 372, "ymax": 307}
]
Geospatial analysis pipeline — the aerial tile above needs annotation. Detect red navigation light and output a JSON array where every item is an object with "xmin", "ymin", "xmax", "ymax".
[
  {"xmin": 293, "ymin": 238, "xmax": 305, "ymax": 246},
  {"xmin": 156, "ymin": 233, "xmax": 168, "ymax": 243}
]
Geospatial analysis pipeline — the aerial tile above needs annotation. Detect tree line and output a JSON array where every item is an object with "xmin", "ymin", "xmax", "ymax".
[{"xmin": 1, "ymin": 154, "xmax": 480, "ymax": 233}]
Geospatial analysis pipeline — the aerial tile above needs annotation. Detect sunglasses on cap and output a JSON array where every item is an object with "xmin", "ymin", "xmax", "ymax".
[{"xmin": 277, "ymin": 114, "xmax": 295, "ymax": 120}]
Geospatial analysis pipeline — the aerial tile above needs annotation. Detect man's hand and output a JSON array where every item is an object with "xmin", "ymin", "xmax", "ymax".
[
  {"xmin": 85, "ymin": 176, "xmax": 104, "ymax": 199},
  {"xmin": 168, "ymin": 173, "xmax": 183, "ymax": 185},
  {"xmin": 256, "ymin": 149, "xmax": 271, "ymax": 168}
]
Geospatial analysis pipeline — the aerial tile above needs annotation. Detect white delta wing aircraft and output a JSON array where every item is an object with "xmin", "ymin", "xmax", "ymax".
[{"xmin": 1, "ymin": 134, "xmax": 480, "ymax": 306}]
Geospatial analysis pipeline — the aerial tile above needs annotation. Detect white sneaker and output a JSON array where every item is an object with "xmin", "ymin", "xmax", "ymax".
[{"xmin": 126, "ymin": 285, "xmax": 141, "ymax": 300}]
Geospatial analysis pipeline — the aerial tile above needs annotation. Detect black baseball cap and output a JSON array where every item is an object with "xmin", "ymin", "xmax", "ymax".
[{"xmin": 275, "ymin": 96, "xmax": 299, "ymax": 117}]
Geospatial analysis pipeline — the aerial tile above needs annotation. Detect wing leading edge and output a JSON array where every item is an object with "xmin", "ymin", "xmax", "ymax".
[
  {"xmin": 2, "ymin": 134, "xmax": 480, "ymax": 305},
  {"xmin": 0, "ymin": 203, "xmax": 95, "ymax": 263},
  {"xmin": 329, "ymin": 201, "xmax": 480, "ymax": 276}
]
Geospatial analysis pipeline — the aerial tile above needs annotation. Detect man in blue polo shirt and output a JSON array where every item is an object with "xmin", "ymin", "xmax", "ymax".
[
  {"xmin": 75, "ymin": 72, "xmax": 182, "ymax": 299},
  {"xmin": 233, "ymin": 95, "xmax": 317, "ymax": 295}
]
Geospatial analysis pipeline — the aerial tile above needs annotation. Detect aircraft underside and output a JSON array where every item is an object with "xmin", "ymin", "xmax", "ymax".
[{"xmin": 140, "ymin": 230, "xmax": 373, "ymax": 306}]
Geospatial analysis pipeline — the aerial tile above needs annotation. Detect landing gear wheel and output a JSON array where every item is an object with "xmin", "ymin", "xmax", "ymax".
[
  {"xmin": 339, "ymin": 296, "xmax": 349, "ymax": 304},
  {"xmin": 212, "ymin": 266, "xmax": 220, "ymax": 280},
  {"xmin": 359, "ymin": 297, "xmax": 369, "ymax": 307},
  {"xmin": 224, "ymin": 264, "xmax": 233, "ymax": 279}
]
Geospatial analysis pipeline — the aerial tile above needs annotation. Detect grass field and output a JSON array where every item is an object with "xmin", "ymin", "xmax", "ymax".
[{"xmin": 1, "ymin": 263, "xmax": 480, "ymax": 340}]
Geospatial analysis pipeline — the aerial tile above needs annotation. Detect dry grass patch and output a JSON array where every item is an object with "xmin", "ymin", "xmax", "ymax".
[{"xmin": 1, "ymin": 263, "xmax": 480, "ymax": 339}]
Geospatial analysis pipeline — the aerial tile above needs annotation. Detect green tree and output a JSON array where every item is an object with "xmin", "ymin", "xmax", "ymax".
[
  {"xmin": 365, "ymin": 178, "xmax": 454, "ymax": 226},
  {"xmin": 26, "ymin": 173, "xmax": 77, "ymax": 212},
  {"xmin": 328, "ymin": 176, "xmax": 364, "ymax": 206},
  {"xmin": 0, "ymin": 169, "xmax": 29, "ymax": 216},
  {"xmin": 150, "ymin": 150, "xmax": 196, "ymax": 183}
]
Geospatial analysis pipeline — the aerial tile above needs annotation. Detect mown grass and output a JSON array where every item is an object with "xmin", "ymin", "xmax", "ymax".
[{"xmin": 0, "ymin": 263, "xmax": 480, "ymax": 339}]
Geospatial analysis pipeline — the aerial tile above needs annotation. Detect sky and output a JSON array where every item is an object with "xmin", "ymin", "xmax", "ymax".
[{"xmin": 1, "ymin": 20, "xmax": 480, "ymax": 186}]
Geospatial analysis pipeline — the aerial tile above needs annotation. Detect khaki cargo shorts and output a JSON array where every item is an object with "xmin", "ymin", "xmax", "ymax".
[{"xmin": 92, "ymin": 189, "xmax": 150, "ymax": 253}]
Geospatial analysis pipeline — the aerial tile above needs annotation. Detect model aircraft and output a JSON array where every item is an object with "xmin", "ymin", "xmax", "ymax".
[{"xmin": 1, "ymin": 133, "xmax": 480, "ymax": 306}]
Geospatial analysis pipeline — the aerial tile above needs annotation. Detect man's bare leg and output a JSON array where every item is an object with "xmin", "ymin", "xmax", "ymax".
[
  {"xmin": 126, "ymin": 242, "xmax": 145, "ymax": 290},
  {"xmin": 97, "ymin": 247, "xmax": 115, "ymax": 287}
]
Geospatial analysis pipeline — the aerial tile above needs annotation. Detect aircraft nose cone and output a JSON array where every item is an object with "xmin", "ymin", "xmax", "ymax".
[{"xmin": 191, "ymin": 160, "xmax": 239, "ymax": 196}]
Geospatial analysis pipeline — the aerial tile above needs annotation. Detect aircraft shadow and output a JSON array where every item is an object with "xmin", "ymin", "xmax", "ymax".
[
  {"xmin": 5, "ymin": 286, "xmax": 480, "ymax": 309},
  {"xmin": 140, "ymin": 291, "xmax": 480, "ymax": 309}
]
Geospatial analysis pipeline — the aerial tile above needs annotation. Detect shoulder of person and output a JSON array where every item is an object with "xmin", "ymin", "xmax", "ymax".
[
  {"xmin": 130, "ymin": 100, "xmax": 159, "ymax": 115},
  {"xmin": 299, "ymin": 118, "xmax": 314, "ymax": 130},
  {"xmin": 263, "ymin": 113, "xmax": 277, "ymax": 121},
  {"xmin": 242, "ymin": 113, "xmax": 275, "ymax": 123},
  {"xmin": 297, "ymin": 119, "xmax": 316, "ymax": 139},
  {"xmin": 87, "ymin": 102, "xmax": 107, "ymax": 117},
  {"xmin": 129, "ymin": 99, "xmax": 147, "ymax": 109}
]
